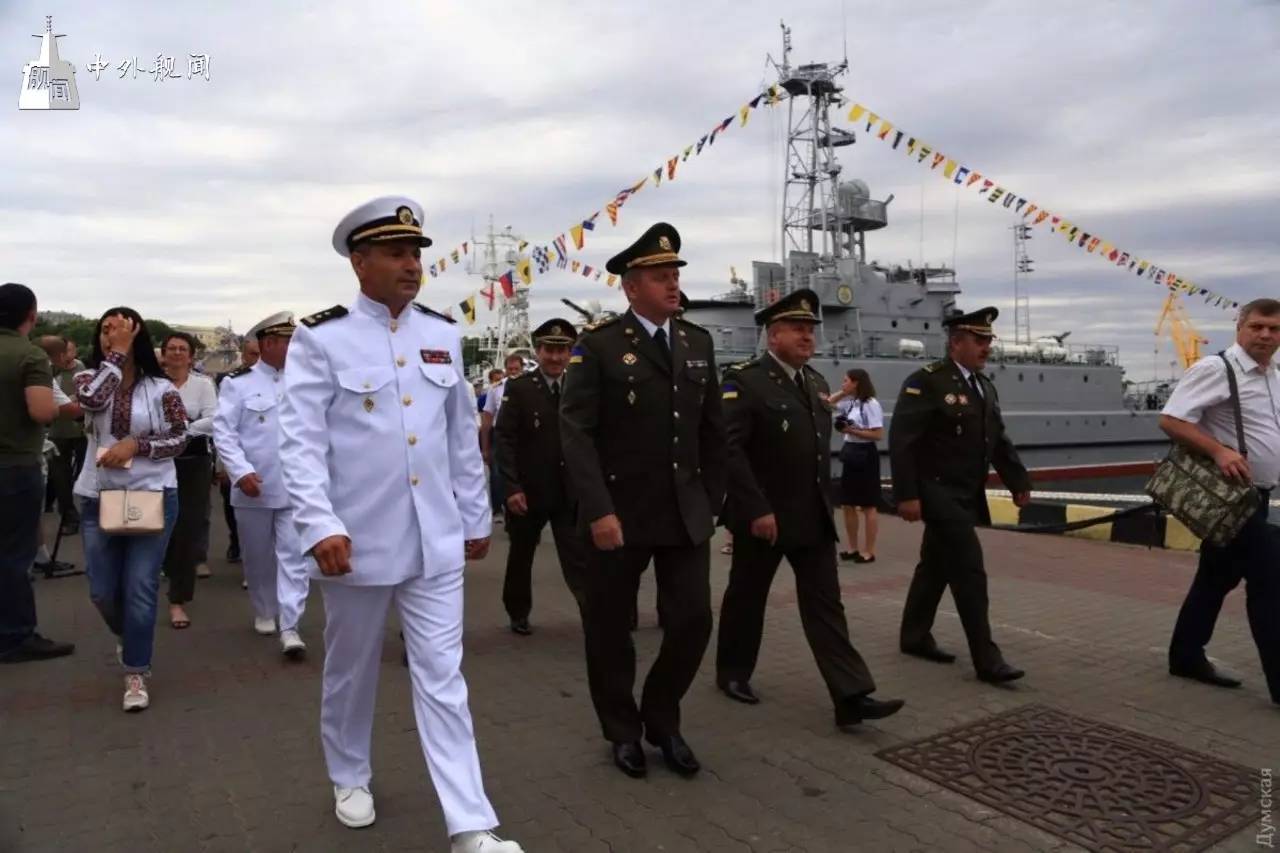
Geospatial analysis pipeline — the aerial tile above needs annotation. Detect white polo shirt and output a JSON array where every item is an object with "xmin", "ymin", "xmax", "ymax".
[{"xmin": 1162, "ymin": 343, "xmax": 1280, "ymax": 489}]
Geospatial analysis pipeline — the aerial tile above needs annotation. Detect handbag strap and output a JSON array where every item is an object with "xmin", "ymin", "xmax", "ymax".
[{"xmin": 1219, "ymin": 352, "xmax": 1247, "ymax": 459}]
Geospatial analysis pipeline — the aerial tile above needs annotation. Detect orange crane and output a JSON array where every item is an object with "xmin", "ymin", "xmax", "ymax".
[{"xmin": 1154, "ymin": 291, "xmax": 1209, "ymax": 370}]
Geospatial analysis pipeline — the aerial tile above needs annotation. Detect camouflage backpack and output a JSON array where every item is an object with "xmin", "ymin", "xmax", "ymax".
[{"xmin": 1145, "ymin": 353, "xmax": 1260, "ymax": 547}]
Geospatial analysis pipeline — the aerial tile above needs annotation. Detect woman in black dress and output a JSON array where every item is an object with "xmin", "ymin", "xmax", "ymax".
[{"xmin": 829, "ymin": 369, "xmax": 883, "ymax": 563}]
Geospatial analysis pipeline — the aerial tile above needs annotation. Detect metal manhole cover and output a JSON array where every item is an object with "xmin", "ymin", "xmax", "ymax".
[{"xmin": 876, "ymin": 704, "xmax": 1261, "ymax": 852}]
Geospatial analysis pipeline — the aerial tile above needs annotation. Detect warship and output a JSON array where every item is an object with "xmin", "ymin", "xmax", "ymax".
[{"xmin": 676, "ymin": 25, "xmax": 1169, "ymax": 482}]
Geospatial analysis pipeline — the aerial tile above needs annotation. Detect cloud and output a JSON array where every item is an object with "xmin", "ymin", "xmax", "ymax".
[{"xmin": 2, "ymin": 0, "xmax": 1276, "ymax": 380}]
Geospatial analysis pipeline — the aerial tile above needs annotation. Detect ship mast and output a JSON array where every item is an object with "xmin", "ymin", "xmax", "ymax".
[
  {"xmin": 469, "ymin": 216, "xmax": 530, "ymax": 370},
  {"xmin": 775, "ymin": 20, "xmax": 849, "ymax": 302}
]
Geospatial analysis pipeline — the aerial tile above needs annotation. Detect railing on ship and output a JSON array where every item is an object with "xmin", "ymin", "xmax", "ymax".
[{"xmin": 705, "ymin": 324, "xmax": 1122, "ymax": 369}]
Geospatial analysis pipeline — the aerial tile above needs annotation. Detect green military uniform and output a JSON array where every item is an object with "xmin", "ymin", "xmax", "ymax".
[
  {"xmin": 560, "ymin": 223, "xmax": 726, "ymax": 747},
  {"xmin": 889, "ymin": 306, "xmax": 1031, "ymax": 678},
  {"xmin": 494, "ymin": 318, "xmax": 586, "ymax": 626},
  {"xmin": 716, "ymin": 289, "xmax": 900, "ymax": 727}
]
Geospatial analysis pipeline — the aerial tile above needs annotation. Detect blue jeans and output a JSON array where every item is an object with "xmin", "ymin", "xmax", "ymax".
[
  {"xmin": 80, "ymin": 488, "xmax": 178, "ymax": 673},
  {"xmin": 0, "ymin": 463, "xmax": 42, "ymax": 653}
]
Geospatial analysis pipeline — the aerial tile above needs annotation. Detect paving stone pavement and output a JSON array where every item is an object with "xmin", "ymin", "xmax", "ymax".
[{"xmin": 2, "ymin": 508, "xmax": 1276, "ymax": 852}]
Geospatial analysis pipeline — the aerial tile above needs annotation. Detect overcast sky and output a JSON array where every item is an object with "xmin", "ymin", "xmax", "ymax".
[{"xmin": 3, "ymin": 0, "xmax": 1277, "ymax": 380}]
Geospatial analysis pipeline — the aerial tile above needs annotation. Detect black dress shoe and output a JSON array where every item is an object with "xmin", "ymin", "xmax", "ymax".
[
  {"xmin": 901, "ymin": 643, "xmax": 956, "ymax": 664},
  {"xmin": 717, "ymin": 679, "xmax": 760, "ymax": 705},
  {"xmin": 226, "ymin": 544, "xmax": 242, "ymax": 563},
  {"xmin": 1170, "ymin": 659, "xmax": 1242, "ymax": 689},
  {"xmin": 611, "ymin": 741, "xmax": 647, "ymax": 778},
  {"xmin": 852, "ymin": 553, "xmax": 875, "ymax": 564},
  {"xmin": 0, "ymin": 633, "xmax": 75, "ymax": 664},
  {"xmin": 836, "ymin": 695, "xmax": 906, "ymax": 730},
  {"xmin": 509, "ymin": 618, "xmax": 533, "ymax": 636},
  {"xmin": 977, "ymin": 662, "xmax": 1026, "ymax": 684},
  {"xmin": 646, "ymin": 734, "xmax": 700, "ymax": 777}
]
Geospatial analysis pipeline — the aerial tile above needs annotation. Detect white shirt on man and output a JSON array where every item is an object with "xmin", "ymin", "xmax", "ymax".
[
  {"xmin": 212, "ymin": 360, "xmax": 289, "ymax": 509},
  {"xmin": 1162, "ymin": 343, "xmax": 1280, "ymax": 488}
]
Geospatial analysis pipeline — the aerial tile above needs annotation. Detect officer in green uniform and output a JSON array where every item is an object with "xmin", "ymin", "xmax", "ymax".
[
  {"xmin": 889, "ymin": 306, "xmax": 1032, "ymax": 683},
  {"xmin": 716, "ymin": 289, "xmax": 904, "ymax": 729},
  {"xmin": 560, "ymin": 222, "xmax": 726, "ymax": 780},
  {"xmin": 493, "ymin": 317, "xmax": 586, "ymax": 635}
]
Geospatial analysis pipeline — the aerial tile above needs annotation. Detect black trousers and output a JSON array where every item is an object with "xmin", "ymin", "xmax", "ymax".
[
  {"xmin": 899, "ymin": 520, "xmax": 1005, "ymax": 673},
  {"xmin": 219, "ymin": 477, "xmax": 240, "ymax": 554},
  {"xmin": 1169, "ymin": 501, "xmax": 1280, "ymax": 702},
  {"xmin": 0, "ymin": 463, "xmax": 42, "ymax": 653},
  {"xmin": 162, "ymin": 455, "xmax": 212, "ymax": 605},
  {"xmin": 716, "ymin": 534, "xmax": 875, "ymax": 706},
  {"xmin": 582, "ymin": 540, "xmax": 711, "ymax": 743},
  {"xmin": 48, "ymin": 437, "xmax": 86, "ymax": 523},
  {"xmin": 503, "ymin": 504, "xmax": 587, "ymax": 620}
]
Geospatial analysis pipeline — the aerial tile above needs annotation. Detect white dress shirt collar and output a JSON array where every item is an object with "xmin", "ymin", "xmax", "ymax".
[
  {"xmin": 767, "ymin": 350, "xmax": 802, "ymax": 382},
  {"xmin": 631, "ymin": 310, "xmax": 670, "ymax": 341},
  {"xmin": 355, "ymin": 291, "xmax": 410, "ymax": 322}
]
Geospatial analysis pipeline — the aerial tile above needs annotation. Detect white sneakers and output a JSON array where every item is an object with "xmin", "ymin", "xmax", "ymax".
[
  {"xmin": 450, "ymin": 830, "xmax": 525, "ymax": 853},
  {"xmin": 253, "ymin": 616, "xmax": 277, "ymax": 636},
  {"xmin": 333, "ymin": 785, "xmax": 375, "ymax": 828},
  {"xmin": 280, "ymin": 629, "xmax": 306, "ymax": 659},
  {"xmin": 122, "ymin": 673, "xmax": 149, "ymax": 712}
]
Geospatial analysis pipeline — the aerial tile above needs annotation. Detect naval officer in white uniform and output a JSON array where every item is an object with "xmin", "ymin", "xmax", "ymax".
[
  {"xmin": 278, "ymin": 196, "xmax": 523, "ymax": 853},
  {"xmin": 211, "ymin": 312, "xmax": 310, "ymax": 657}
]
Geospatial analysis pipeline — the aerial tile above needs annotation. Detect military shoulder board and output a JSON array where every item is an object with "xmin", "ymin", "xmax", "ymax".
[
  {"xmin": 300, "ymin": 305, "xmax": 349, "ymax": 328},
  {"xmin": 413, "ymin": 302, "xmax": 456, "ymax": 324},
  {"xmin": 583, "ymin": 315, "xmax": 620, "ymax": 333},
  {"xmin": 225, "ymin": 365, "xmax": 252, "ymax": 379},
  {"xmin": 921, "ymin": 359, "xmax": 947, "ymax": 373}
]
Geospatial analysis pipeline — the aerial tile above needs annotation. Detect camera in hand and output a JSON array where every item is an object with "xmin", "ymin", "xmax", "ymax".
[{"xmin": 833, "ymin": 415, "xmax": 850, "ymax": 431}]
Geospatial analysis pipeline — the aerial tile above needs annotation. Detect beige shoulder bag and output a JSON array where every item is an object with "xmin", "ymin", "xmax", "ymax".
[{"xmin": 99, "ymin": 379, "xmax": 166, "ymax": 536}]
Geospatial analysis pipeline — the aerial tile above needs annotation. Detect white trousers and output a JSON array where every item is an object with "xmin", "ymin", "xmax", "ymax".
[
  {"xmin": 318, "ymin": 570, "xmax": 498, "ymax": 836},
  {"xmin": 234, "ymin": 506, "xmax": 310, "ymax": 631}
]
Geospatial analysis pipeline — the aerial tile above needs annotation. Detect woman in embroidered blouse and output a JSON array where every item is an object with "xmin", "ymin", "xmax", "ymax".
[
  {"xmin": 159, "ymin": 332, "xmax": 218, "ymax": 629},
  {"xmin": 74, "ymin": 308, "xmax": 188, "ymax": 712},
  {"xmin": 828, "ymin": 368, "xmax": 884, "ymax": 564}
]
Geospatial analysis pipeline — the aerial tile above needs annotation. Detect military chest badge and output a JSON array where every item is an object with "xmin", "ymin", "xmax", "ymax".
[
  {"xmin": 363, "ymin": 397, "xmax": 375, "ymax": 413},
  {"xmin": 622, "ymin": 352, "xmax": 637, "ymax": 365},
  {"xmin": 958, "ymin": 394, "xmax": 969, "ymax": 405},
  {"xmin": 944, "ymin": 393, "xmax": 957, "ymax": 405},
  {"xmin": 421, "ymin": 349, "xmax": 452, "ymax": 365},
  {"xmin": 258, "ymin": 414, "xmax": 266, "ymax": 423}
]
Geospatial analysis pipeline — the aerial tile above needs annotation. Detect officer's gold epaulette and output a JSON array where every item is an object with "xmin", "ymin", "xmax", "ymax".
[
  {"xmin": 300, "ymin": 305, "xmax": 349, "ymax": 328},
  {"xmin": 413, "ymin": 302, "xmax": 456, "ymax": 324},
  {"xmin": 225, "ymin": 365, "xmax": 252, "ymax": 380},
  {"xmin": 582, "ymin": 315, "xmax": 620, "ymax": 333},
  {"xmin": 921, "ymin": 359, "xmax": 947, "ymax": 373}
]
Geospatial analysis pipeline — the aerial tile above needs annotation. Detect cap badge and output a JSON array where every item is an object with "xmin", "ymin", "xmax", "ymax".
[
  {"xmin": 396, "ymin": 206, "xmax": 414, "ymax": 225},
  {"xmin": 622, "ymin": 353, "xmax": 637, "ymax": 365},
  {"xmin": 800, "ymin": 298, "xmax": 813, "ymax": 312},
  {"xmin": 550, "ymin": 325, "xmax": 562, "ymax": 336},
  {"xmin": 657, "ymin": 235, "xmax": 673, "ymax": 252}
]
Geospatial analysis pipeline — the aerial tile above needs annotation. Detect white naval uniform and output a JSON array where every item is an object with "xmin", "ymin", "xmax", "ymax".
[
  {"xmin": 278, "ymin": 292, "xmax": 497, "ymax": 836},
  {"xmin": 211, "ymin": 360, "xmax": 311, "ymax": 630}
]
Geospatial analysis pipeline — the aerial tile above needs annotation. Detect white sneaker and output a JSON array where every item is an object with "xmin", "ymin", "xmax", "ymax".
[
  {"xmin": 450, "ymin": 830, "xmax": 525, "ymax": 853},
  {"xmin": 122, "ymin": 673, "xmax": 149, "ymax": 712},
  {"xmin": 253, "ymin": 616, "xmax": 277, "ymax": 635},
  {"xmin": 333, "ymin": 785, "xmax": 375, "ymax": 828},
  {"xmin": 280, "ymin": 629, "xmax": 306, "ymax": 659}
]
